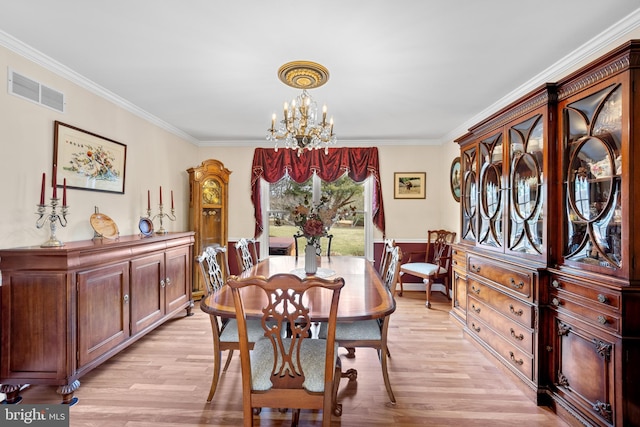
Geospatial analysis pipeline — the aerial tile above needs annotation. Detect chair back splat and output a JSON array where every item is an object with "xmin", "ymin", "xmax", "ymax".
[
  {"xmin": 228, "ymin": 273, "xmax": 345, "ymax": 427},
  {"xmin": 234, "ymin": 238, "xmax": 258, "ymax": 273},
  {"xmin": 399, "ymin": 229, "xmax": 456, "ymax": 308}
]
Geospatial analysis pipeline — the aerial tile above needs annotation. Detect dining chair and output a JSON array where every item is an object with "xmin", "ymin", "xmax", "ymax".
[
  {"xmin": 398, "ymin": 229, "xmax": 456, "ymax": 308},
  {"xmin": 196, "ymin": 245, "xmax": 264, "ymax": 402},
  {"xmin": 234, "ymin": 237, "xmax": 258, "ymax": 273},
  {"xmin": 319, "ymin": 245, "xmax": 403, "ymax": 404},
  {"xmin": 227, "ymin": 273, "xmax": 345, "ymax": 427},
  {"xmin": 293, "ymin": 231, "xmax": 333, "ymax": 257},
  {"xmin": 378, "ymin": 238, "xmax": 396, "ymax": 276}
]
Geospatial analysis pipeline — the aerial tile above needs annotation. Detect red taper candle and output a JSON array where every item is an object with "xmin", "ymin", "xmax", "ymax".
[
  {"xmin": 147, "ymin": 190, "xmax": 151, "ymax": 210},
  {"xmin": 62, "ymin": 178, "xmax": 67, "ymax": 206},
  {"xmin": 171, "ymin": 190, "xmax": 174, "ymax": 209},
  {"xmin": 52, "ymin": 165, "xmax": 57, "ymax": 198},
  {"xmin": 40, "ymin": 172, "xmax": 45, "ymax": 205},
  {"xmin": 159, "ymin": 186, "xmax": 163, "ymax": 205}
]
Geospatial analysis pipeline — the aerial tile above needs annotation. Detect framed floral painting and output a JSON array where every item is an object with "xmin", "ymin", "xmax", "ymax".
[
  {"xmin": 53, "ymin": 121, "xmax": 127, "ymax": 194},
  {"xmin": 394, "ymin": 172, "xmax": 426, "ymax": 199}
]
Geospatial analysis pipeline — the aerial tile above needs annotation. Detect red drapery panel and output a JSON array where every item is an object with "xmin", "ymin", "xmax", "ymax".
[{"xmin": 251, "ymin": 147, "xmax": 385, "ymax": 238}]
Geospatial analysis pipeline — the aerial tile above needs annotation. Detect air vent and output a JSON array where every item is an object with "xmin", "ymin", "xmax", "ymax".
[{"xmin": 8, "ymin": 69, "xmax": 65, "ymax": 113}]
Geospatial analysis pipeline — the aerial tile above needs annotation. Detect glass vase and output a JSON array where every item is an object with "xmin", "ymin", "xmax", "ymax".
[{"xmin": 304, "ymin": 242, "xmax": 318, "ymax": 275}]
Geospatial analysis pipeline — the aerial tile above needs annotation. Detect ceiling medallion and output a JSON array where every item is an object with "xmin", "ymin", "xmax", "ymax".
[
  {"xmin": 267, "ymin": 61, "xmax": 336, "ymax": 156},
  {"xmin": 278, "ymin": 61, "xmax": 330, "ymax": 89}
]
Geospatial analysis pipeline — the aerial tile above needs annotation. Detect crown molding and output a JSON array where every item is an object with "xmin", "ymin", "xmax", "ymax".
[{"xmin": 0, "ymin": 29, "xmax": 199, "ymax": 145}]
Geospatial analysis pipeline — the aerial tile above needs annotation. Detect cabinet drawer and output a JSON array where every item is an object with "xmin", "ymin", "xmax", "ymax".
[
  {"xmin": 549, "ymin": 291, "xmax": 620, "ymax": 334},
  {"xmin": 468, "ymin": 296, "xmax": 534, "ymax": 353},
  {"xmin": 468, "ymin": 278, "xmax": 534, "ymax": 328},
  {"xmin": 451, "ymin": 246, "xmax": 466, "ymax": 272},
  {"xmin": 549, "ymin": 276, "xmax": 620, "ymax": 311},
  {"xmin": 467, "ymin": 315, "xmax": 534, "ymax": 381},
  {"xmin": 468, "ymin": 255, "xmax": 534, "ymax": 301}
]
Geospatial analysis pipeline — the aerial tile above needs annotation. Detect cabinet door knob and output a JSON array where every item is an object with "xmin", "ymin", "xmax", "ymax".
[
  {"xmin": 597, "ymin": 315, "xmax": 608, "ymax": 325},
  {"xmin": 165, "ymin": 277, "xmax": 172, "ymax": 286},
  {"xmin": 597, "ymin": 294, "xmax": 608, "ymax": 304},
  {"xmin": 160, "ymin": 279, "xmax": 165, "ymax": 288},
  {"xmin": 551, "ymin": 279, "xmax": 560, "ymax": 289},
  {"xmin": 123, "ymin": 294, "xmax": 129, "ymax": 304},
  {"xmin": 552, "ymin": 297, "xmax": 561, "ymax": 307}
]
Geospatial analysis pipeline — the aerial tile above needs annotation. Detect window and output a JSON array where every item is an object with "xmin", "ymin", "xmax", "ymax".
[{"xmin": 260, "ymin": 172, "xmax": 372, "ymax": 259}]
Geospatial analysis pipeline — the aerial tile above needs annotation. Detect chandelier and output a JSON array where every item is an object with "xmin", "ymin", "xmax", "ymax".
[{"xmin": 266, "ymin": 61, "xmax": 337, "ymax": 155}]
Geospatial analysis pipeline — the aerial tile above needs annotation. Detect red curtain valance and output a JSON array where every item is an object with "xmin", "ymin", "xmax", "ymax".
[{"xmin": 251, "ymin": 147, "xmax": 385, "ymax": 238}]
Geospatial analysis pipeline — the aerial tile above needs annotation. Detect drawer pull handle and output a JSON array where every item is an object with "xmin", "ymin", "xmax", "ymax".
[
  {"xmin": 471, "ymin": 323, "xmax": 481, "ymax": 333},
  {"xmin": 166, "ymin": 277, "xmax": 172, "ymax": 286},
  {"xmin": 472, "ymin": 304, "xmax": 481, "ymax": 314},
  {"xmin": 551, "ymin": 279, "xmax": 560, "ymax": 289},
  {"xmin": 510, "ymin": 278, "xmax": 524, "ymax": 289},
  {"xmin": 509, "ymin": 305, "xmax": 523, "ymax": 316},
  {"xmin": 597, "ymin": 315, "xmax": 608, "ymax": 325},
  {"xmin": 453, "ymin": 260, "xmax": 457, "ymax": 265},
  {"xmin": 471, "ymin": 285, "xmax": 481, "ymax": 294},
  {"xmin": 470, "ymin": 264, "xmax": 481, "ymax": 273},
  {"xmin": 597, "ymin": 294, "xmax": 608, "ymax": 304},
  {"xmin": 552, "ymin": 297, "xmax": 561, "ymax": 307},
  {"xmin": 510, "ymin": 328, "xmax": 524, "ymax": 341},
  {"xmin": 123, "ymin": 294, "xmax": 129, "ymax": 304},
  {"xmin": 160, "ymin": 279, "xmax": 165, "ymax": 288},
  {"xmin": 509, "ymin": 351, "xmax": 524, "ymax": 366}
]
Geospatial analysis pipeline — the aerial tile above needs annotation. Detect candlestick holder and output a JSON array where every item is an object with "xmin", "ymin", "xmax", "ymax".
[
  {"xmin": 149, "ymin": 204, "xmax": 176, "ymax": 235},
  {"xmin": 36, "ymin": 198, "xmax": 69, "ymax": 247}
]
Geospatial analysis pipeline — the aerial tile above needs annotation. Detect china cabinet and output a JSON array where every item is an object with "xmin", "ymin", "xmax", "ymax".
[
  {"xmin": 454, "ymin": 40, "xmax": 640, "ymax": 427},
  {"xmin": 187, "ymin": 159, "xmax": 231, "ymax": 299},
  {"xmin": 0, "ymin": 232, "xmax": 194, "ymax": 404},
  {"xmin": 544, "ymin": 40, "xmax": 640, "ymax": 427},
  {"xmin": 455, "ymin": 83, "xmax": 555, "ymax": 403}
]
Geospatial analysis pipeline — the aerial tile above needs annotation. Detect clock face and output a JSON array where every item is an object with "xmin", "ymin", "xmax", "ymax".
[{"xmin": 202, "ymin": 180, "xmax": 221, "ymax": 205}]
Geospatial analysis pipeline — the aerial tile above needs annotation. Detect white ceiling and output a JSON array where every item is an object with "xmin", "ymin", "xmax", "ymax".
[{"xmin": 1, "ymin": 1, "xmax": 639, "ymax": 146}]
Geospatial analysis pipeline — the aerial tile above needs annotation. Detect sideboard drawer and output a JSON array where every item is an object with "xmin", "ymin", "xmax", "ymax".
[
  {"xmin": 467, "ymin": 314, "xmax": 534, "ymax": 381},
  {"xmin": 468, "ymin": 295, "xmax": 534, "ymax": 353},
  {"xmin": 468, "ymin": 255, "xmax": 534, "ymax": 301},
  {"xmin": 468, "ymin": 278, "xmax": 534, "ymax": 328}
]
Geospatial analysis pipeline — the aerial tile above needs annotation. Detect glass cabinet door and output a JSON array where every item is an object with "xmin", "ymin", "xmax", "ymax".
[
  {"xmin": 509, "ymin": 114, "xmax": 544, "ymax": 255},
  {"xmin": 478, "ymin": 133, "xmax": 504, "ymax": 249},
  {"xmin": 563, "ymin": 84, "xmax": 622, "ymax": 270},
  {"xmin": 461, "ymin": 146, "xmax": 478, "ymax": 242}
]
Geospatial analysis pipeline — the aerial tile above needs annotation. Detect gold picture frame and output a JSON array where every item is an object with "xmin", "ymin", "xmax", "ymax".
[
  {"xmin": 450, "ymin": 157, "xmax": 461, "ymax": 202},
  {"xmin": 54, "ymin": 121, "xmax": 127, "ymax": 194},
  {"xmin": 394, "ymin": 172, "xmax": 426, "ymax": 199}
]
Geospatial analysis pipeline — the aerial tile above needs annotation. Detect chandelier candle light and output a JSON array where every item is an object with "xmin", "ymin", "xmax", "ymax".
[
  {"xmin": 36, "ymin": 167, "xmax": 69, "ymax": 247},
  {"xmin": 267, "ymin": 61, "xmax": 337, "ymax": 156}
]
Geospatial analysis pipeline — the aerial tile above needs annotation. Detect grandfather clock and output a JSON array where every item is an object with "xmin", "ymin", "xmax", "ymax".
[{"xmin": 187, "ymin": 159, "xmax": 231, "ymax": 299}]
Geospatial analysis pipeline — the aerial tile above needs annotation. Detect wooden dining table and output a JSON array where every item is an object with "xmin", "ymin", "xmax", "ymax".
[{"xmin": 200, "ymin": 255, "xmax": 395, "ymax": 322}]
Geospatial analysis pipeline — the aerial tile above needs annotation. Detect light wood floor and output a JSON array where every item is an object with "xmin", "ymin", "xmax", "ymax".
[{"xmin": 19, "ymin": 291, "xmax": 569, "ymax": 426}]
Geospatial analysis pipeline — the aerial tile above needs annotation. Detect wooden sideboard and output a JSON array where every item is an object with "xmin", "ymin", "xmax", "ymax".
[{"xmin": 0, "ymin": 232, "xmax": 194, "ymax": 404}]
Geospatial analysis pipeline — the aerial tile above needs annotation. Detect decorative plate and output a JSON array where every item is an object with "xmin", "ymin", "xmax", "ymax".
[
  {"xmin": 139, "ymin": 217, "xmax": 154, "ymax": 237},
  {"xmin": 90, "ymin": 213, "xmax": 119, "ymax": 239}
]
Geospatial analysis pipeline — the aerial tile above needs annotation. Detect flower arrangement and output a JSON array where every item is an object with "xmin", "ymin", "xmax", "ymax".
[{"xmin": 290, "ymin": 194, "xmax": 355, "ymax": 250}]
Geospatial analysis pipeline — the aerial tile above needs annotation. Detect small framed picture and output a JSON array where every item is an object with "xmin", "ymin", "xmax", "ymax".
[
  {"xmin": 54, "ymin": 121, "xmax": 127, "ymax": 194},
  {"xmin": 394, "ymin": 172, "xmax": 426, "ymax": 199},
  {"xmin": 450, "ymin": 157, "xmax": 461, "ymax": 202}
]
